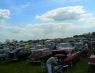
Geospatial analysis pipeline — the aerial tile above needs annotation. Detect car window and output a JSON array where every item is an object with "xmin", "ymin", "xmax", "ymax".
[
  {"xmin": 31, "ymin": 50, "xmax": 42, "ymax": 56},
  {"xmin": 56, "ymin": 43, "xmax": 72, "ymax": 49},
  {"xmin": 35, "ymin": 45, "xmax": 45, "ymax": 49}
]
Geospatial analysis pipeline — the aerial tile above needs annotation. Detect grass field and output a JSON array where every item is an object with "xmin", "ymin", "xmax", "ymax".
[
  {"xmin": 0, "ymin": 50, "xmax": 95, "ymax": 73},
  {"xmin": 0, "ymin": 60, "xmax": 42, "ymax": 73}
]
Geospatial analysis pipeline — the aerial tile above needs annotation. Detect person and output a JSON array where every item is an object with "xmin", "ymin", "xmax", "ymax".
[
  {"xmin": 46, "ymin": 56, "xmax": 58, "ymax": 73},
  {"xmin": 55, "ymin": 54, "xmax": 67, "ymax": 65},
  {"xmin": 82, "ymin": 43, "xmax": 89, "ymax": 56}
]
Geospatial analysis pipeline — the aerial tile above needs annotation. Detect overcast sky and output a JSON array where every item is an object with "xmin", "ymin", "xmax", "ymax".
[{"xmin": 0, "ymin": 0, "xmax": 95, "ymax": 42}]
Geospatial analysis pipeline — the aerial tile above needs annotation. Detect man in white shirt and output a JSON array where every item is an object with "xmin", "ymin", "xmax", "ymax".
[{"xmin": 46, "ymin": 56, "xmax": 58, "ymax": 73}]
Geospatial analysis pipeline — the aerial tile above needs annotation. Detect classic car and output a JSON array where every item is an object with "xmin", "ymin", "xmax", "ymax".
[
  {"xmin": 0, "ymin": 48, "xmax": 31, "ymax": 61},
  {"xmin": 27, "ymin": 46, "xmax": 52, "ymax": 62},
  {"xmin": 0, "ymin": 48, "xmax": 12, "ymax": 60},
  {"xmin": 74, "ymin": 42, "xmax": 83, "ymax": 51},
  {"xmin": 88, "ymin": 55, "xmax": 95, "ymax": 66},
  {"xmin": 30, "ymin": 44, "xmax": 47, "ymax": 50},
  {"xmin": 52, "ymin": 43, "xmax": 75, "ymax": 54},
  {"xmin": 52, "ymin": 43, "xmax": 81, "ymax": 66},
  {"xmin": 8, "ymin": 48, "xmax": 31, "ymax": 59}
]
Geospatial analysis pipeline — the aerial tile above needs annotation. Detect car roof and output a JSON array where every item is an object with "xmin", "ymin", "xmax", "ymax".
[{"xmin": 31, "ymin": 48, "xmax": 49, "ymax": 51}]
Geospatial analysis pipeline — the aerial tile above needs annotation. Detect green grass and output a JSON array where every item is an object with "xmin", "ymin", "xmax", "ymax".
[
  {"xmin": 0, "ymin": 60, "xmax": 42, "ymax": 73},
  {"xmin": 0, "ymin": 57, "xmax": 91, "ymax": 73}
]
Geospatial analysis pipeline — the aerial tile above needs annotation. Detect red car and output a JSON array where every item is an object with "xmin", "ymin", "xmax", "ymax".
[
  {"xmin": 88, "ymin": 55, "xmax": 95, "ymax": 65},
  {"xmin": 52, "ymin": 43, "xmax": 81, "ymax": 66},
  {"xmin": 27, "ymin": 45, "xmax": 52, "ymax": 63}
]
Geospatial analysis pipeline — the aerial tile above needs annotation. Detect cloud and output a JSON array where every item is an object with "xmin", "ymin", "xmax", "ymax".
[
  {"xmin": 0, "ymin": 6, "xmax": 95, "ymax": 42},
  {"xmin": 36, "ymin": 6, "xmax": 90, "ymax": 22},
  {"xmin": 0, "ymin": 9, "xmax": 10, "ymax": 22},
  {"xmin": 1, "ymin": 21, "xmax": 95, "ymax": 42},
  {"xmin": 0, "ymin": 23, "xmax": 74, "ymax": 41}
]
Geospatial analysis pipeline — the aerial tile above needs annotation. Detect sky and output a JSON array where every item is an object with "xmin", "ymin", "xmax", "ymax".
[{"xmin": 0, "ymin": 0, "xmax": 95, "ymax": 42}]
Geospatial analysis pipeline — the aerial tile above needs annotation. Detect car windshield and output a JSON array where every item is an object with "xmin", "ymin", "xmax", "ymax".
[
  {"xmin": 36, "ymin": 45, "xmax": 44, "ymax": 49},
  {"xmin": 31, "ymin": 45, "xmax": 45, "ymax": 49},
  {"xmin": 57, "ymin": 43, "xmax": 72, "ymax": 49},
  {"xmin": 31, "ymin": 50, "xmax": 42, "ymax": 56}
]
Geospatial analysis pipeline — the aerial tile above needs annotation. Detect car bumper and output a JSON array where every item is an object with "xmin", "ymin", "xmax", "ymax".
[{"xmin": 88, "ymin": 62, "xmax": 95, "ymax": 65}]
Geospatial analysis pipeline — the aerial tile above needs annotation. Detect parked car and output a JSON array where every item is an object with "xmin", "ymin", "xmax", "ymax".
[
  {"xmin": 56, "ymin": 43, "xmax": 74, "ymax": 49},
  {"xmin": 30, "ymin": 44, "xmax": 46, "ymax": 50},
  {"xmin": 9, "ymin": 48, "xmax": 31, "ymax": 59},
  {"xmin": 64, "ymin": 50, "xmax": 81, "ymax": 66},
  {"xmin": 0, "ymin": 48, "xmax": 31, "ymax": 61},
  {"xmin": 52, "ymin": 43, "xmax": 81, "ymax": 66},
  {"xmin": 74, "ymin": 42, "xmax": 83, "ymax": 51},
  {"xmin": 88, "ymin": 55, "xmax": 95, "ymax": 66},
  {"xmin": 52, "ymin": 43, "xmax": 75, "ymax": 54},
  {"xmin": 27, "ymin": 48, "xmax": 52, "ymax": 63},
  {"xmin": 44, "ymin": 40, "xmax": 56, "ymax": 50},
  {"xmin": 0, "ymin": 48, "xmax": 11, "ymax": 60}
]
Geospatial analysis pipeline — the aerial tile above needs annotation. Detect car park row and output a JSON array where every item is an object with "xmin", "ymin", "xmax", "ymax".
[
  {"xmin": 0, "ymin": 39, "xmax": 94, "ymax": 73},
  {"xmin": 0, "ymin": 41, "xmax": 88, "ymax": 62}
]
